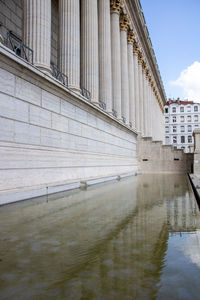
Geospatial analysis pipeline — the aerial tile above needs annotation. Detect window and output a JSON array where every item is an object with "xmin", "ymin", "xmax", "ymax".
[
  {"xmin": 188, "ymin": 136, "xmax": 192, "ymax": 143},
  {"xmin": 173, "ymin": 136, "xmax": 177, "ymax": 144},
  {"xmin": 181, "ymin": 136, "xmax": 185, "ymax": 143},
  {"xmin": 165, "ymin": 117, "xmax": 169, "ymax": 123},
  {"xmin": 172, "ymin": 107, "xmax": 176, "ymax": 113},
  {"xmin": 195, "ymin": 124, "xmax": 199, "ymax": 127},
  {"xmin": 180, "ymin": 106, "xmax": 184, "ymax": 112},
  {"xmin": 194, "ymin": 115, "xmax": 198, "ymax": 122},
  {"xmin": 165, "ymin": 126, "xmax": 169, "ymax": 133},
  {"xmin": 165, "ymin": 107, "xmax": 168, "ymax": 113},
  {"xmin": 165, "ymin": 136, "xmax": 169, "ymax": 145},
  {"xmin": 194, "ymin": 106, "xmax": 198, "ymax": 112},
  {"xmin": 181, "ymin": 125, "xmax": 185, "ymax": 132},
  {"xmin": 181, "ymin": 146, "xmax": 185, "ymax": 151},
  {"xmin": 173, "ymin": 126, "xmax": 177, "ymax": 133},
  {"xmin": 180, "ymin": 116, "xmax": 184, "ymax": 122},
  {"xmin": 187, "ymin": 106, "xmax": 191, "ymax": 112},
  {"xmin": 187, "ymin": 115, "xmax": 191, "ymax": 122},
  {"xmin": 172, "ymin": 116, "xmax": 176, "ymax": 123},
  {"xmin": 188, "ymin": 125, "xmax": 192, "ymax": 132}
]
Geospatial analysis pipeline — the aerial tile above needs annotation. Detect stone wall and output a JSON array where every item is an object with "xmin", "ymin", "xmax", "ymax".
[
  {"xmin": 138, "ymin": 137, "xmax": 193, "ymax": 174},
  {"xmin": 0, "ymin": 45, "xmax": 138, "ymax": 194}
]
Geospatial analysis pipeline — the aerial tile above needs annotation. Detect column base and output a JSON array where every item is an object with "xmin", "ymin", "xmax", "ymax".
[
  {"xmin": 68, "ymin": 85, "xmax": 81, "ymax": 94},
  {"xmin": 35, "ymin": 63, "xmax": 51, "ymax": 75},
  {"xmin": 91, "ymin": 100, "xmax": 100, "ymax": 107}
]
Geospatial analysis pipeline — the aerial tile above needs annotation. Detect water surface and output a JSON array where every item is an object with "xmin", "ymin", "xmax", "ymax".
[{"xmin": 0, "ymin": 174, "xmax": 200, "ymax": 299}]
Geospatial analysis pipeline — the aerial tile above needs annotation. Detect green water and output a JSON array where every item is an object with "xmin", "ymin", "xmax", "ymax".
[{"xmin": 0, "ymin": 174, "xmax": 200, "ymax": 300}]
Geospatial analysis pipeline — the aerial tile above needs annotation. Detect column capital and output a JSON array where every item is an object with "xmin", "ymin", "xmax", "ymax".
[
  {"xmin": 133, "ymin": 41, "xmax": 139, "ymax": 54},
  {"xmin": 138, "ymin": 51, "xmax": 143, "ymax": 64},
  {"xmin": 120, "ymin": 13, "xmax": 130, "ymax": 31},
  {"xmin": 142, "ymin": 60, "xmax": 147, "ymax": 72},
  {"xmin": 110, "ymin": 0, "xmax": 123, "ymax": 14},
  {"xmin": 127, "ymin": 29, "xmax": 135, "ymax": 44}
]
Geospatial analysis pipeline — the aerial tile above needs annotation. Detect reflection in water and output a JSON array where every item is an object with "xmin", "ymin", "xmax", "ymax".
[{"xmin": 0, "ymin": 174, "xmax": 200, "ymax": 299}]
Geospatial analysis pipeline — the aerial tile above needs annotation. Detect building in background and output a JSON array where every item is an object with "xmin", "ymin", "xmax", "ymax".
[{"xmin": 164, "ymin": 98, "xmax": 200, "ymax": 153}]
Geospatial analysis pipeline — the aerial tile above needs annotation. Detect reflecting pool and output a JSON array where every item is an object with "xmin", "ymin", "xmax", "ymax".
[{"xmin": 0, "ymin": 174, "xmax": 200, "ymax": 299}]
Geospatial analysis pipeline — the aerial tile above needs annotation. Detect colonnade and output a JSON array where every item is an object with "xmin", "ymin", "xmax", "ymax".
[{"xmin": 23, "ymin": 0, "xmax": 164, "ymax": 140}]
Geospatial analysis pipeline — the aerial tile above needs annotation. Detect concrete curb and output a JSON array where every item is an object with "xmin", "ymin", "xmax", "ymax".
[{"xmin": 188, "ymin": 174, "xmax": 200, "ymax": 206}]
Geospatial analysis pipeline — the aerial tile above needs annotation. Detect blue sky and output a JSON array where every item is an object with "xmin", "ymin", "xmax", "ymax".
[{"xmin": 140, "ymin": 0, "xmax": 200, "ymax": 102}]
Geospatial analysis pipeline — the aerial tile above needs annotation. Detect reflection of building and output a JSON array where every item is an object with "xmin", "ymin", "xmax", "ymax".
[
  {"xmin": 164, "ymin": 98, "xmax": 200, "ymax": 153},
  {"xmin": 0, "ymin": 174, "xmax": 200, "ymax": 298}
]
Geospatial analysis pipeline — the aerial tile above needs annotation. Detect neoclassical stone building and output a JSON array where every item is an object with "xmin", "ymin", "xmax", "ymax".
[{"xmin": 0, "ymin": 0, "xmax": 166, "ymax": 203}]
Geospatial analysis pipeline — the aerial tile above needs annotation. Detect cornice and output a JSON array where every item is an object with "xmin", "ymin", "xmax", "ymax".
[{"xmin": 123, "ymin": 0, "xmax": 166, "ymax": 106}]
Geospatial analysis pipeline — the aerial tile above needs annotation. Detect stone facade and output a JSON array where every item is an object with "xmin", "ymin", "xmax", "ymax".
[{"xmin": 0, "ymin": 0, "xmax": 167, "ymax": 203}]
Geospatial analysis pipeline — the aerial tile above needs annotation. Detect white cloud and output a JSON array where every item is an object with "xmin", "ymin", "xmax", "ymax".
[{"xmin": 170, "ymin": 61, "xmax": 200, "ymax": 102}]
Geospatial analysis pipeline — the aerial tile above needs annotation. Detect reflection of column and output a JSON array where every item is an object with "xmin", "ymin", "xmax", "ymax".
[
  {"xmin": 133, "ymin": 43, "xmax": 140, "ymax": 132},
  {"xmin": 24, "ymin": 0, "xmax": 51, "ymax": 73},
  {"xmin": 120, "ymin": 13, "xmax": 129, "ymax": 124},
  {"xmin": 127, "ymin": 30, "xmax": 135, "ymax": 128},
  {"xmin": 81, "ymin": 0, "xmax": 99, "ymax": 104},
  {"xmin": 98, "ymin": 0, "xmax": 112, "ymax": 113},
  {"xmin": 59, "ymin": 0, "xmax": 80, "ymax": 92},
  {"xmin": 110, "ymin": 0, "xmax": 122, "ymax": 120}
]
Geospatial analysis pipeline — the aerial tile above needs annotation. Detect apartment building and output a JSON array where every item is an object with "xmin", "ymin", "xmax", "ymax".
[{"xmin": 164, "ymin": 98, "xmax": 200, "ymax": 153}]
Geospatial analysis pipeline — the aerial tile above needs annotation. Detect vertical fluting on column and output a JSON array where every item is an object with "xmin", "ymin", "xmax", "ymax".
[
  {"xmin": 110, "ymin": 0, "xmax": 122, "ymax": 120},
  {"xmin": 81, "ymin": 0, "xmax": 99, "ymax": 103},
  {"xmin": 142, "ymin": 62, "xmax": 148, "ymax": 136},
  {"xmin": 59, "ymin": 0, "xmax": 80, "ymax": 92},
  {"xmin": 120, "ymin": 13, "xmax": 130, "ymax": 125},
  {"xmin": 138, "ymin": 52, "xmax": 144, "ymax": 135},
  {"xmin": 24, "ymin": 0, "xmax": 51, "ymax": 73},
  {"xmin": 133, "ymin": 43, "xmax": 140, "ymax": 132},
  {"xmin": 127, "ymin": 30, "xmax": 135, "ymax": 128},
  {"xmin": 98, "ymin": 0, "xmax": 112, "ymax": 113}
]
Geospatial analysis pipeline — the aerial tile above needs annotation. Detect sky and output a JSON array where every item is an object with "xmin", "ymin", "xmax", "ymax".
[{"xmin": 140, "ymin": 0, "xmax": 200, "ymax": 102}]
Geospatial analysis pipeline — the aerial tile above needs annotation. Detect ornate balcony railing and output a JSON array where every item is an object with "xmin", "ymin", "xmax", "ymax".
[
  {"xmin": 129, "ymin": 121, "xmax": 132, "ymax": 128},
  {"xmin": 6, "ymin": 31, "xmax": 33, "ymax": 64},
  {"xmin": 81, "ymin": 87, "xmax": 91, "ymax": 101},
  {"xmin": 122, "ymin": 116, "xmax": 126, "ymax": 124},
  {"xmin": 51, "ymin": 64, "xmax": 68, "ymax": 87},
  {"xmin": 112, "ymin": 109, "xmax": 117, "ymax": 118},
  {"xmin": 99, "ymin": 99, "xmax": 106, "ymax": 111}
]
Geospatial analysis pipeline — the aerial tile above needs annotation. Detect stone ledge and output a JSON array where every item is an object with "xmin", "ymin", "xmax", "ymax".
[{"xmin": 0, "ymin": 172, "xmax": 137, "ymax": 205}]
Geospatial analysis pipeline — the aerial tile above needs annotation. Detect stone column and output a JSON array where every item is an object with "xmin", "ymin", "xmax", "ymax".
[
  {"xmin": 98, "ymin": 0, "xmax": 112, "ymax": 113},
  {"xmin": 110, "ymin": 0, "xmax": 122, "ymax": 120},
  {"xmin": 147, "ymin": 76, "xmax": 152, "ymax": 137},
  {"xmin": 142, "ymin": 64, "xmax": 146, "ymax": 136},
  {"xmin": 133, "ymin": 43, "xmax": 140, "ymax": 132},
  {"xmin": 138, "ymin": 52, "xmax": 144, "ymax": 135},
  {"xmin": 24, "ymin": 0, "xmax": 51, "ymax": 73},
  {"xmin": 59, "ymin": 0, "xmax": 80, "ymax": 92},
  {"xmin": 127, "ymin": 30, "xmax": 135, "ymax": 128},
  {"xmin": 81, "ymin": 0, "xmax": 99, "ymax": 104},
  {"xmin": 120, "ymin": 13, "xmax": 130, "ymax": 125}
]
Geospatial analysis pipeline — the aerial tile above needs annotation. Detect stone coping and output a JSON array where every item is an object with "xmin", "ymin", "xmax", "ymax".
[{"xmin": 0, "ymin": 172, "xmax": 137, "ymax": 206}]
